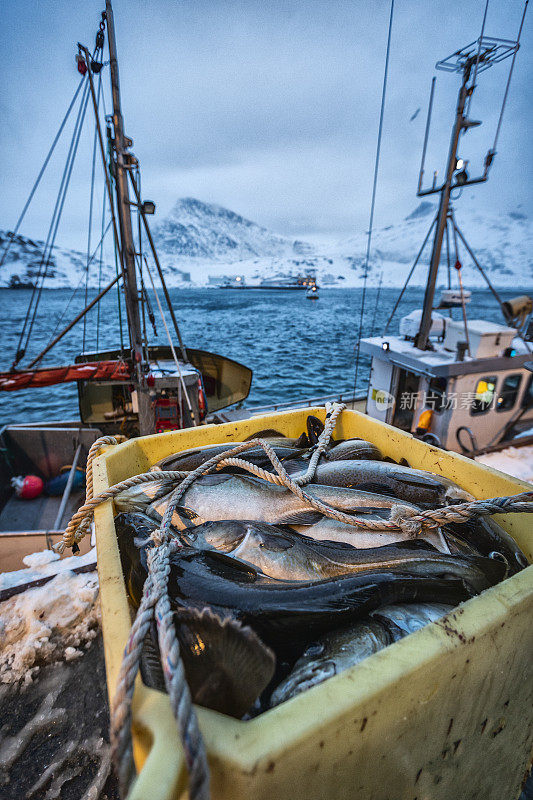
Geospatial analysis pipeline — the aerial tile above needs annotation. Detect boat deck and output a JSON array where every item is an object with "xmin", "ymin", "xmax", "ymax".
[{"xmin": 0, "ymin": 489, "xmax": 85, "ymax": 533}]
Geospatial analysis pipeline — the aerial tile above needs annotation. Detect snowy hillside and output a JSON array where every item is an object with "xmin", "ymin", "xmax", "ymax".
[
  {"xmin": 0, "ymin": 231, "xmax": 89, "ymax": 289},
  {"xmin": 0, "ymin": 229, "xmax": 191, "ymax": 290},
  {"xmin": 334, "ymin": 201, "xmax": 533, "ymax": 288},
  {"xmin": 1, "ymin": 198, "xmax": 531, "ymax": 289}
]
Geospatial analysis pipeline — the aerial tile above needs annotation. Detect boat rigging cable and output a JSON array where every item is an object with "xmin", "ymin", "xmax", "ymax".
[
  {"xmin": 11, "ymin": 79, "xmax": 91, "ymax": 368},
  {"xmin": 96, "ymin": 182, "xmax": 107, "ymax": 350},
  {"xmin": 128, "ymin": 170, "xmax": 190, "ymax": 362},
  {"xmin": 352, "ymin": 0, "xmax": 394, "ymax": 401},
  {"xmin": 20, "ymin": 80, "xmax": 92, "ymax": 365},
  {"xmin": 83, "ymin": 41, "xmax": 128, "ymax": 355},
  {"xmin": 0, "ymin": 76, "xmax": 86, "ymax": 271},
  {"xmin": 12, "ymin": 44, "xmax": 129, "ymax": 372},
  {"xmin": 40, "ymin": 217, "xmax": 114, "ymax": 357},
  {"xmin": 10, "ymin": 35, "xmax": 105, "ymax": 370},
  {"xmin": 383, "ymin": 214, "xmax": 438, "ymax": 334},
  {"xmin": 143, "ymin": 256, "xmax": 198, "ymax": 426},
  {"xmin": 83, "ymin": 72, "xmax": 103, "ymax": 352}
]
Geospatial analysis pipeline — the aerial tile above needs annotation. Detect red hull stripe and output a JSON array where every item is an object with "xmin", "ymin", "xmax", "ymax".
[{"xmin": 0, "ymin": 360, "xmax": 131, "ymax": 391}]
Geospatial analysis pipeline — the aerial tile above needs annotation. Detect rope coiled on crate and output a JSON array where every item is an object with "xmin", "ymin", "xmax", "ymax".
[{"xmin": 60, "ymin": 403, "xmax": 533, "ymax": 799}]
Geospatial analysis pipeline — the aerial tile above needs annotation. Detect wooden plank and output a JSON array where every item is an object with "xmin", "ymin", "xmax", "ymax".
[
  {"xmin": 0, "ymin": 558, "xmax": 96, "ymax": 602},
  {"xmin": 0, "ymin": 530, "xmax": 92, "ymax": 572}
]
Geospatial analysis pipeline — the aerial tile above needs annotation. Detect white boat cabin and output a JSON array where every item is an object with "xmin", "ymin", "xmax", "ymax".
[{"xmin": 361, "ymin": 312, "xmax": 533, "ymax": 454}]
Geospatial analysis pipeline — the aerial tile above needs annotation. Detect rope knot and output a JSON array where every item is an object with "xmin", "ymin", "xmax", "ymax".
[
  {"xmin": 389, "ymin": 504, "xmax": 424, "ymax": 538},
  {"xmin": 151, "ymin": 527, "xmax": 165, "ymax": 548}
]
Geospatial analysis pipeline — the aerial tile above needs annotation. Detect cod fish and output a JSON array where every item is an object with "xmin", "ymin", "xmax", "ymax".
[
  {"xmin": 306, "ymin": 461, "xmax": 473, "ymax": 507},
  {"xmin": 443, "ymin": 518, "xmax": 529, "ymax": 577},
  {"xmin": 325, "ymin": 439, "xmax": 382, "ymax": 462},
  {"xmin": 148, "ymin": 473, "xmax": 423, "ymax": 529},
  {"xmin": 370, "ymin": 601, "xmax": 454, "ymax": 635},
  {"xmin": 288, "ymin": 515, "xmax": 449, "ymax": 554},
  {"xmin": 115, "ymin": 513, "xmax": 502, "ymax": 653},
  {"xmin": 154, "ymin": 442, "xmax": 305, "ymax": 473},
  {"xmin": 180, "ymin": 519, "xmax": 503, "ymax": 591},
  {"xmin": 114, "ymin": 477, "xmax": 180, "ymax": 514},
  {"xmin": 270, "ymin": 602, "xmax": 454, "ymax": 706},
  {"xmin": 140, "ymin": 606, "xmax": 275, "ymax": 718}
]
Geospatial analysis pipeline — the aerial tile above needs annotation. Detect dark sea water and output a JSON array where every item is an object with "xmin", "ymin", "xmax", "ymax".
[{"xmin": 0, "ymin": 286, "xmax": 527, "ymax": 424}]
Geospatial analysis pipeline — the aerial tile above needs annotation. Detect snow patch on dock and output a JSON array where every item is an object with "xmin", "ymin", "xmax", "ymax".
[
  {"xmin": 0, "ymin": 547, "xmax": 96, "ymax": 592},
  {"xmin": 0, "ymin": 570, "xmax": 100, "ymax": 684},
  {"xmin": 476, "ymin": 446, "xmax": 533, "ymax": 485}
]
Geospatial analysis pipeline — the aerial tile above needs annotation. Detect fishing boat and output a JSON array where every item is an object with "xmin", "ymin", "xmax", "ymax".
[
  {"xmin": 0, "ymin": 2, "xmax": 251, "ymax": 567},
  {"xmin": 360, "ymin": 28, "xmax": 533, "ymax": 457},
  {"xmin": 7, "ymin": 275, "xmax": 36, "ymax": 290},
  {"xmin": 306, "ymin": 284, "xmax": 319, "ymax": 300},
  {"xmin": 258, "ymin": 271, "xmax": 318, "ymax": 290}
]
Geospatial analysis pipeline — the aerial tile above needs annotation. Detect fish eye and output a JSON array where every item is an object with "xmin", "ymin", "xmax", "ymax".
[
  {"xmin": 489, "ymin": 551, "xmax": 508, "ymax": 566},
  {"xmin": 304, "ymin": 642, "xmax": 325, "ymax": 657}
]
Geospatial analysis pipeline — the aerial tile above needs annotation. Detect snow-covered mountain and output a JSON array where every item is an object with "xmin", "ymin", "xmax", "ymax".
[
  {"xmin": 154, "ymin": 197, "xmax": 304, "ymax": 260},
  {"xmin": 1, "ymin": 197, "xmax": 531, "ymax": 289}
]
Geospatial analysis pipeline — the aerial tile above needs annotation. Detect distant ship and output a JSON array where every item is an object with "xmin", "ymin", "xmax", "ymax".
[
  {"xmin": 6, "ymin": 275, "xmax": 36, "ymax": 290},
  {"xmin": 219, "ymin": 271, "xmax": 319, "ymax": 290}
]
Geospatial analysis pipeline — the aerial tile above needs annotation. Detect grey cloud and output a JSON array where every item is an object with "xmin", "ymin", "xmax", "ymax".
[{"xmin": 0, "ymin": 0, "xmax": 531, "ymax": 249}]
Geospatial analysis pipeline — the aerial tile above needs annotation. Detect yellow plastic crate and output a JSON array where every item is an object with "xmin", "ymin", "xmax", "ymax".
[{"xmin": 92, "ymin": 408, "xmax": 533, "ymax": 800}]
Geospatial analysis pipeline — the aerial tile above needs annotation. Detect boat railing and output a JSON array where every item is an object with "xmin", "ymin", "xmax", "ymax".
[{"xmin": 246, "ymin": 391, "xmax": 365, "ymax": 414}]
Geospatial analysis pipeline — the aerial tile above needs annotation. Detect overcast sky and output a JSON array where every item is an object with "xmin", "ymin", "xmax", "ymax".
[{"xmin": 1, "ymin": 0, "xmax": 531, "ymax": 250}]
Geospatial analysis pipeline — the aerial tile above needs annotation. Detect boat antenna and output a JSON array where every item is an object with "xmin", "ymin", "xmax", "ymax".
[
  {"xmin": 413, "ymin": 1, "xmax": 527, "ymax": 351},
  {"xmin": 464, "ymin": 0, "xmax": 490, "ymax": 121},
  {"xmin": 352, "ymin": 0, "xmax": 395, "ymax": 400}
]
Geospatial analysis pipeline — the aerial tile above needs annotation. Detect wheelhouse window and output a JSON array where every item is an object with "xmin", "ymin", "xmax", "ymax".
[
  {"xmin": 497, "ymin": 374, "xmax": 522, "ymax": 412},
  {"xmin": 470, "ymin": 376, "xmax": 497, "ymax": 415},
  {"xmin": 522, "ymin": 374, "xmax": 533, "ymax": 408},
  {"xmin": 426, "ymin": 377, "xmax": 448, "ymax": 412}
]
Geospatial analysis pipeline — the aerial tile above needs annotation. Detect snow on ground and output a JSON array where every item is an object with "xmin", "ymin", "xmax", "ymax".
[
  {"xmin": 476, "ymin": 446, "xmax": 533, "ymax": 485},
  {"xmin": 0, "ymin": 547, "xmax": 97, "ymax": 593},
  {"xmin": 0, "ymin": 570, "xmax": 100, "ymax": 684}
]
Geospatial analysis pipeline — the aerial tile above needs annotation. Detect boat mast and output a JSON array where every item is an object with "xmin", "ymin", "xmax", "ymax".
[
  {"xmin": 413, "ymin": 64, "xmax": 470, "ymax": 351},
  {"xmin": 105, "ymin": 0, "xmax": 153, "ymax": 431},
  {"xmin": 413, "ymin": 17, "xmax": 525, "ymax": 352}
]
